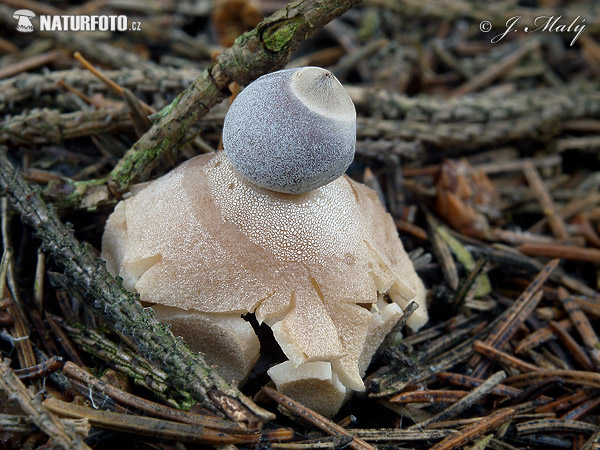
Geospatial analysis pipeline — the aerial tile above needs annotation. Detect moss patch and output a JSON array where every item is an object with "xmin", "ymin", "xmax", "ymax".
[{"xmin": 262, "ymin": 16, "xmax": 303, "ymax": 53}]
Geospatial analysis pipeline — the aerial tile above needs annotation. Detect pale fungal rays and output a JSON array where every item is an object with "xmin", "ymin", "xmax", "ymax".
[{"xmin": 102, "ymin": 67, "xmax": 428, "ymax": 416}]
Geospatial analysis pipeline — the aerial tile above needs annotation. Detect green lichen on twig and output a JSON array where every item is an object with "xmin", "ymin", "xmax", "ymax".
[
  {"xmin": 47, "ymin": 0, "xmax": 361, "ymax": 209},
  {"xmin": 261, "ymin": 16, "xmax": 304, "ymax": 52},
  {"xmin": 0, "ymin": 148, "xmax": 273, "ymax": 427},
  {"xmin": 108, "ymin": 0, "xmax": 362, "ymax": 193},
  {"xmin": 56, "ymin": 316, "xmax": 194, "ymax": 410},
  {"xmin": 104, "ymin": 72, "xmax": 216, "ymax": 194}
]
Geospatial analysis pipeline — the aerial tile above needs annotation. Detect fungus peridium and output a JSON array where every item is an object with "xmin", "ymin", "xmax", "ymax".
[{"xmin": 102, "ymin": 67, "xmax": 428, "ymax": 416}]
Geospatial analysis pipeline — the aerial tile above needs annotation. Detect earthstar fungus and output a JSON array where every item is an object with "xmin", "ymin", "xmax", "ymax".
[{"xmin": 102, "ymin": 67, "xmax": 428, "ymax": 416}]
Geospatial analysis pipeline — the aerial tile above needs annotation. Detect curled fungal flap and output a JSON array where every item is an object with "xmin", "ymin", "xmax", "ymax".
[{"xmin": 101, "ymin": 152, "xmax": 427, "ymax": 392}]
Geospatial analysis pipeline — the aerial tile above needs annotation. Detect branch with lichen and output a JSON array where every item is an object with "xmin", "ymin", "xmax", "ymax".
[
  {"xmin": 0, "ymin": 108, "xmax": 132, "ymax": 147},
  {"xmin": 11, "ymin": 79, "xmax": 593, "ymax": 209},
  {"xmin": 56, "ymin": 315, "xmax": 195, "ymax": 410},
  {"xmin": 45, "ymin": 0, "xmax": 362, "ymax": 209},
  {"xmin": 0, "ymin": 67, "xmax": 202, "ymax": 113},
  {"xmin": 109, "ymin": 0, "xmax": 362, "ymax": 192},
  {"xmin": 0, "ymin": 148, "xmax": 273, "ymax": 427}
]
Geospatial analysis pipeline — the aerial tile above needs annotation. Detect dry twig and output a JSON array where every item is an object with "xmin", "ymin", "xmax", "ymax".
[
  {"xmin": 0, "ymin": 359, "xmax": 91, "ymax": 450},
  {"xmin": 62, "ymin": 361, "xmax": 246, "ymax": 432},
  {"xmin": 409, "ymin": 371, "xmax": 507, "ymax": 430},
  {"xmin": 470, "ymin": 259, "xmax": 559, "ymax": 376},
  {"xmin": 43, "ymin": 397, "xmax": 292, "ymax": 445}
]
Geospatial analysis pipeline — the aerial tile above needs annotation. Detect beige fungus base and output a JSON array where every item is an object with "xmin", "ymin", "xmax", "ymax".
[{"xmin": 101, "ymin": 151, "xmax": 428, "ymax": 416}]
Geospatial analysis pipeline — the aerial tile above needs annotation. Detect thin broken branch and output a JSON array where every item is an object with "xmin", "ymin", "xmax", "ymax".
[
  {"xmin": 108, "ymin": 0, "xmax": 362, "ymax": 195},
  {"xmin": 0, "ymin": 358, "xmax": 91, "ymax": 450}
]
